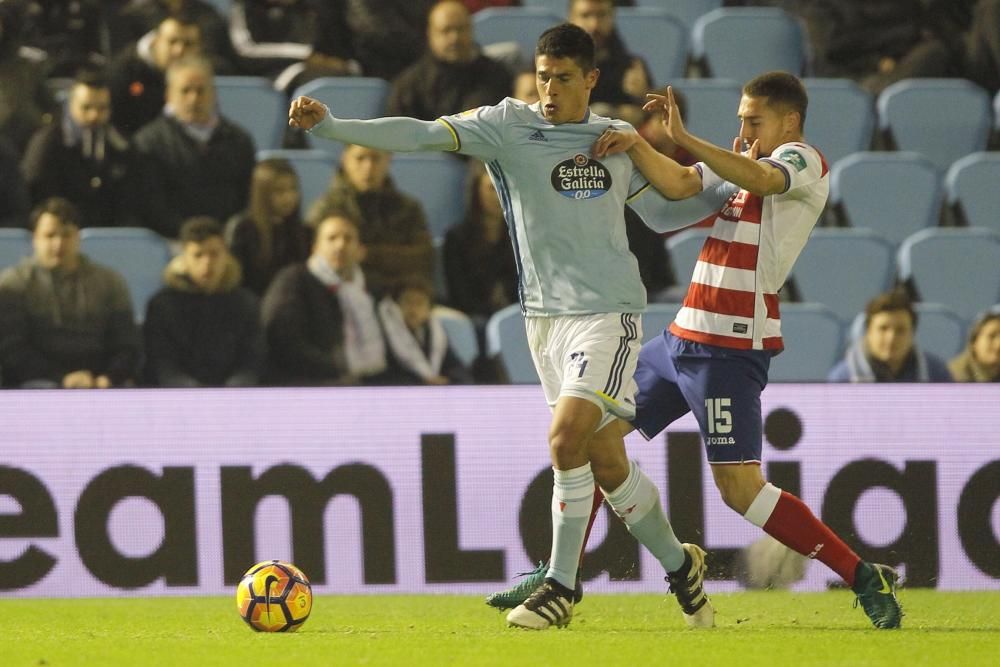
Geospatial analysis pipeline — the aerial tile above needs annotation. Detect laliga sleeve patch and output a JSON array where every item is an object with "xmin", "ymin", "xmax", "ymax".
[{"xmin": 777, "ymin": 150, "xmax": 807, "ymax": 172}]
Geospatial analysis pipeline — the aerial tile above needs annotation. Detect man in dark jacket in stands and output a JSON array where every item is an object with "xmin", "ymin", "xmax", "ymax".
[
  {"xmin": 144, "ymin": 216, "xmax": 263, "ymax": 387},
  {"xmin": 133, "ymin": 55, "xmax": 256, "ymax": 239},
  {"xmin": 386, "ymin": 0, "xmax": 511, "ymax": 121}
]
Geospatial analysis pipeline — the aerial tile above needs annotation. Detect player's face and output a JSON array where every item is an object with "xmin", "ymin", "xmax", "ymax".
[
  {"xmin": 569, "ymin": 0, "xmax": 614, "ymax": 47},
  {"xmin": 267, "ymin": 173, "xmax": 300, "ymax": 219},
  {"xmin": 865, "ymin": 310, "xmax": 915, "ymax": 368},
  {"xmin": 737, "ymin": 95, "xmax": 799, "ymax": 157},
  {"xmin": 313, "ymin": 216, "xmax": 365, "ymax": 278},
  {"xmin": 427, "ymin": 1, "xmax": 474, "ymax": 64},
  {"xmin": 182, "ymin": 236, "xmax": 228, "ymax": 292},
  {"xmin": 33, "ymin": 213, "xmax": 81, "ymax": 270},
  {"xmin": 166, "ymin": 65, "xmax": 215, "ymax": 125},
  {"xmin": 341, "ymin": 145, "xmax": 391, "ymax": 193},
  {"xmin": 972, "ymin": 318, "xmax": 1000, "ymax": 369},
  {"xmin": 535, "ymin": 55, "xmax": 598, "ymax": 124},
  {"xmin": 397, "ymin": 287, "xmax": 432, "ymax": 331},
  {"xmin": 152, "ymin": 20, "xmax": 201, "ymax": 70},
  {"xmin": 68, "ymin": 84, "xmax": 111, "ymax": 129}
]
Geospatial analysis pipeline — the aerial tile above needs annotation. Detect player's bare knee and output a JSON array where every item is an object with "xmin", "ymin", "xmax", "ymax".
[{"xmin": 548, "ymin": 426, "xmax": 588, "ymax": 465}]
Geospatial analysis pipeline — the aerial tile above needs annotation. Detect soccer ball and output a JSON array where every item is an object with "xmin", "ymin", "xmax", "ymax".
[{"xmin": 235, "ymin": 560, "xmax": 313, "ymax": 632}]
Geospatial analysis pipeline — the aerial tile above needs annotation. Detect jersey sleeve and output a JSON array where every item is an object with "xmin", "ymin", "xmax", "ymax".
[
  {"xmin": 760, "ymin": 143, "xmax": 825, "ymax": 195},
  {"xmin": 438, "ymin": 100, "xmax": 510, "ymax": 161},
  {"xmin": 626, "ymin": 171, "xmax": 737, "ymax": 234}
]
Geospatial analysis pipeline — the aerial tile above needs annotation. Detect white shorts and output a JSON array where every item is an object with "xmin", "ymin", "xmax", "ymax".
[{"xmin": 526, "ymin": 312, "xmax": 642, "ymax": 427}]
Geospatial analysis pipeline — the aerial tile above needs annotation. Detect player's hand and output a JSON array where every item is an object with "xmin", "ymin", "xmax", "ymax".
[
  {"xmin": 592, "ymin": 127, "xmax": 638, "ymax": 157},
  {"xmin": 644, "ymin": 86, "xmax": 688, "ymax": 146},
  {"xmin": 732, "ymin": 136, "xmax": 760, "ymax": 159},
  {"xmin": 288, "ymin": 96, "xmax": 329, "ymax": 130}
]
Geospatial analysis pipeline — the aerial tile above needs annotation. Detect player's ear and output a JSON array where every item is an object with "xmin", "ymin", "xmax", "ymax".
[{"xmin": 586, "ymin": 67, "xmax": 600, "ymax": 91}]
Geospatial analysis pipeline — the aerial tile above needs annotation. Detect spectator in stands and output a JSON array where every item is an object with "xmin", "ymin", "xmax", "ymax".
[
  {"xmin": 0, "ymin": 0, "xmax": 59, "ymax": 155},
  {"xmin": 949, "ymin": 307, "xmax": 1000, "ymax": 382},
  {"xmin": 144, "ymin": 216, "xmax": 264, "ymax": 387},
  {"xmin": 0, "ymin": 138, "xmax": 30, "ymax": 228},
  {"xmin": 828, "ymin": 290, "xmax": 952, "ymax": 382},
  {"xmin": 511, "ymin": 66, "xmax": 539, "ymax": 104},
  {"xmin": 568, "ymin": 0, "xmax": 650, "ymax": 124},
  {"xmin": 19, "ymin": 0, "xmax": 107, "ymax": 76},
  {"xmin": 0, "ymin": 197, "xmax": 140, "ymax": 388},
  {"xmin": 21, "ymin": 68, "xmax": 144, "ymax": 229},
  {"xmin": 378, "ymin": 274, "xmax": 473, "ymax": 385},
  {"xmin": 344, "ymin": 0, "xmax": 436, "ymax": 80},
  {"xmin": 638, "ymin": 87, "xmax": 694, "ymax": 165},
  {"xmin": 961, "ymin": 0, "xmax": 1000, "ymax": 93},
  {"xmin": 109, "ymin": 0, "xmax": 236, "ymax": 73},
  {"xmin": 225, "ymin": 158, "xmax": 310, "ymax": 295},
  {"xmin": 133, "ymin": 55, "xmax": 256, "ymax": 239},
  {"xmin": 229, "ymin": 0, "xmax": 361, "ymax": 93},
  {"xmin": 109, "ymin": 11, "xmax": 203, "ymax": 136},
  {"xmin": 386, "ymin": 1, "xmax": 512, "ymax": 121},
  {"xmin": 308, "ymin": 144, "xmax": 434, "ymax": 297},
  {"xmin": 443, "ymin": 160, "xmax": 516, "ymax": 322},
  {"xmin": 261, "ymin": 208, "xmax": 390, "ymax": 386}
]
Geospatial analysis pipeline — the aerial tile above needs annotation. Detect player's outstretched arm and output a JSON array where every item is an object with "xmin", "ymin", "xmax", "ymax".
[
  {"xmin": 592, "ymin": 129, "xmax": 701, "ymax": 200},
  {"xmin": 287, "ymin": 96, "xmax": 455, "ymax": 153},
  {"xmin": 644, "ymin": 87, "xmax": 785, "ymax": 196}
]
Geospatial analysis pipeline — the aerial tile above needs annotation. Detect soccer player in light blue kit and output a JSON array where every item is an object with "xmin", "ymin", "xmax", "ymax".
[{"xmin": 289, "ymin": 23, "xmax": 714, "ymax": 630}]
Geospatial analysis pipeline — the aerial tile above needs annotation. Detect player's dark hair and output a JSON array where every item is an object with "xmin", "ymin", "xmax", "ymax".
[
  {"xmin": 743, "ymin": 71, "xmax": 808, "ymax": 129},
  {"xmin": 179, "ymin": 216, "xmax": 224, "ymax": 245},
  {"xmin": 535, "ymin": 23, "xmax": 595, "ymax": 73},
  {"xmin": 864, "ymin": 289, "xmax": 918, "ymax": 330},
  {"xmin": 29, "ymin": 197, "xmax": 81, "ymax": 231}
]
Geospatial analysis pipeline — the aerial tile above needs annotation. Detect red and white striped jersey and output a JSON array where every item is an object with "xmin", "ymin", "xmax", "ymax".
[{"xmin": 670, "ymin": 142, "xmax": 829, "ymax": 351}]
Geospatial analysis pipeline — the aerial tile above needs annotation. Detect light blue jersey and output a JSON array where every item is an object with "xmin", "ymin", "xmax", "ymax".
[{"xmin": 309, "ymin": 98, "xmax": 718, "ymax": 316}]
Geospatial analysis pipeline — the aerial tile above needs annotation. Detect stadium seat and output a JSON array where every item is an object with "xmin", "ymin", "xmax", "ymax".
[
  {"xmin": 768, "ymin": 303, "xmax": 843, "ymax": 382},
  {"xmin": 485, "ymin": 304, "xmax": 538, "ymax": 383},
  {"xmin": 802, "ymin": 78, "xmax": 875, "ymax": 166},
  {"xmin": 292, "ymin": 77, "xmax": 389, "ymax": 148},
  {"xmin": 472, "ymin": 8, "xmax": 562, "ymax": 64},
  {"xmin": 849, "ymin": 302, "xmax": 968, "ymax": 361},
  {"xmin": 78, "ymin": 227, "xmax": 173, "ymax": 322},
  {"xmin": 672, "ymin": 79, "xmax": 743, "ymax": 149},
  {"xmin": 666, "ymin": 227, "xmax": 711, "ymax": 285},
  {"xmin": 830, "ymin": 152, "xmax": 943, "ymax": 246},
  {"xmin": 434, "ymin": 307, "xmax": 480, "ymax": 367},
  {"xmin": 389, "ymin": 154, "xmax": 469, "ymax": 240},
  {"xmin": 215, "ymin": 76, "xmax": 286, "ymax": 150},
  {"xmin": 897, "ymin": 227, "xmax": 1000, "ymax": 321},
  {"xmin": 256, "ymin": 149, "xmax": 339, "ymax": 214},
  {"xmin": 615, "ymin": 8, "xmax": 688, "ymax": 85},
  {"xmin": 0, "ymin": 228, "xmax": 31, "ymax": 272},
  {"xmin": 877, "ymin": 79, "xmax": 992, "ymax": 172},
  {"xmin": 692, "ymin": 8, "xmax": 805, "ymax": 82},
  {"xmin": 642, "ymin": 303, "xmax": 682, "ymax": 343},
  {"xmin": 203, "ymin": 0, "xmax": 230, "ymax": 15},
  {"xmin": 944, "ymin": 152, "xmax": 1000, "ymax": 234},
  {"xmin": 637, "ymin": 0, "xmax": 723, "ymax": 32},
  {"xmin": 995, "ymin": 90, "xmax": 1000, "ymax": 133},
  {"xmin": 792, "ymin": 228, "xmax": 896, "ymax": 321}
]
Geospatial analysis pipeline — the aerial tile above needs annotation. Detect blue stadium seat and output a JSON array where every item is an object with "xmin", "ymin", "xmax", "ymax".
[
  {"xmin": 672, "ymin": 79, "xmax": 743, "ymax": 148},
  {"xmin": 0, "ymin": 228, "xmax": 31, "ymax": 272},
  {"xmin": 642, "ymin": 303, "xmax": 682, "ymax": 343},
  {"xmin": 666, "ymin": 227, "xmax": 711, "ymax": 285},
  {"xmin": 849, "ymin": 302, "xmax": 968, "ymax": 360},
  {"xmin": 472, "ymin": 8, "xmax": 562, "ymax": 64},
  {"xmin": 256, "ymin": 149, "xmax": 339, "ymax": 214},
  {"xmin": 486, "ymin": 304, "xmax": 538, "ymax": 383},
  {"xmin": 944, "ymin": 152, "xmax": 1000, "ymax": 234},
  {"xmin": 877, "ymin": 79, "xmax": 992, "ymax": 172},
  {"xmin": 78, "ymin": 227, "xmax": 173, "ymax": 322},
  {"xmin": 292, "ymin": 77, "xmax": 389, "ymax": 147},
  {"xmin": 793, "ymin": 228, "xmax": 896, "ymax": 321},
  {"xmin": 768, "ymin": 303, "xmax": 843, "ymax": 382},
  {"xmin": 389, "ymin": 154, "xmax": 469, "ymax": 240},
  {"xmin": 434, "ymin": 306, "xmax": 480, "ymax": 367},
  {"xmin": 692, "ymin": 8, "xmax": 805, "ymax": 82},
  {"xmin": 615, "ymin": 8, "xmax": 688, "ymax": 84},
  {"xmin": 830, "ymin": 152, "xmax": 943, "ymax": 246},
  {"xmin": 897, "ymin": 228, "xmax": 1000, "ymax": 321},
  {"xmin": 215, "ymin": 76, "xmax": 286, "ymax": 150},
  {"xmin": 802, "ymin": 78, "xmax": 874, "ymax": 166},
  {"xmin": 638, "ymin": 0, "xmax": 723, "ymax": 32},
  {"xmin": 203, "ymin": 0, "xmax": 230, "ymax": 15},
  {"xmin": 994, "ymin": 90, "xmax": 1000, "ymax": 133}
]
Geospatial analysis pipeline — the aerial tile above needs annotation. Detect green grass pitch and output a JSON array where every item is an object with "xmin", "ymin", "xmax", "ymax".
[{"xmin": 4, "ymin": 591, "xmax": 998, "ymax": 666}]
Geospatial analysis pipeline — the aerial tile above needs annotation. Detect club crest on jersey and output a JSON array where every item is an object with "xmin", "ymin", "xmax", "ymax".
[{"xmin": 551, "ymin": 153, "xmax": 612, "ymax": 200}]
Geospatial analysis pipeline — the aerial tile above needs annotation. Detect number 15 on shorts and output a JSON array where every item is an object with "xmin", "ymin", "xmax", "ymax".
[{"xmin": 705, "ymin": 397, "xmax": 732, "ymax": 434}]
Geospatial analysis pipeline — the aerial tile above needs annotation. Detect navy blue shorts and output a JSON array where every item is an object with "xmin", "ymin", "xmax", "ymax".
[{"xmin": 632, "ymin": 331, "xmax": 771, "ymax": 464}]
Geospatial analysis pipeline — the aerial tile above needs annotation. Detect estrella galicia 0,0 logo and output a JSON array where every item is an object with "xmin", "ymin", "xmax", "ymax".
[{"xmin": 551, "ymin": 154, "xmax": 612, "ymax": 200}]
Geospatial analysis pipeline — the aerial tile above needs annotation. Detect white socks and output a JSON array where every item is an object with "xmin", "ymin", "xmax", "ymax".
[{"xmin": 545, "ymin": 462, "xmax": 595, "ymax": 590}]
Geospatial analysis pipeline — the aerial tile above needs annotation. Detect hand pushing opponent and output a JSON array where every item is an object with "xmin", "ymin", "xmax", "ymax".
[{"xmin": 288, "ymin": 96, "xmax": 327, "ymax": 131}]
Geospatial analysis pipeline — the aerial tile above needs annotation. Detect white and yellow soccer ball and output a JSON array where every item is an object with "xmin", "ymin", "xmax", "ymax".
[{"xmin": 235, "ymin": 560, "xmax": 313, "ymax": 632}]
